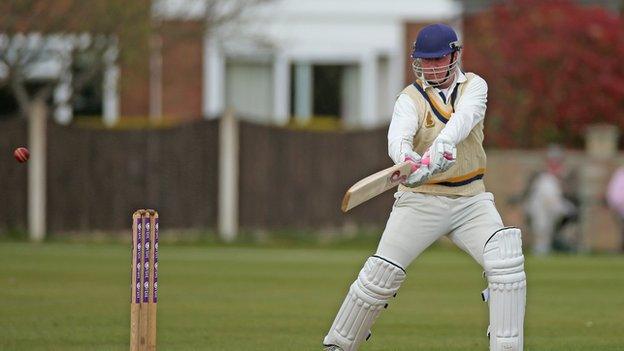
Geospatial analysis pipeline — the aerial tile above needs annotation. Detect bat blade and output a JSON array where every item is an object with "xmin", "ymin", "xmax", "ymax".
[{"xmin": 341, "ymin": 162, "xmax": 413, "ymax": 212}]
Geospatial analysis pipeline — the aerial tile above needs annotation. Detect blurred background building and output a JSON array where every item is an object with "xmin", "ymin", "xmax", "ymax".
[
  {"xmin": 0, "ymin": 0, "xmax": 623, "ymax": 252},
  {"xmin": 1, "ymin": 0, "xmax": 622, "ymax": 128}
]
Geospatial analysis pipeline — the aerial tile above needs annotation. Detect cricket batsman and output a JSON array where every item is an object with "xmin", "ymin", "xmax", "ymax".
[{"xmin": 323, "ymin": 23, "xmax": 526, "ymax": 351}]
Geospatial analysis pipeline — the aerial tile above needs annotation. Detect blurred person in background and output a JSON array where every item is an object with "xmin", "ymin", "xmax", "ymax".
[
  {"xmin": 523, "ymin": 144, "xmax": 578, "ymax": 255},
  {"xmin": 606, "ymin": 165, "xmax": 624, "ymax": 252},
  {"xmin": 323, "ymin": 24, "xmax": 526, "ymax": 351},
  {"xmin": 556, "ymin": 158, "xmax": 581, "ymax": 251}
]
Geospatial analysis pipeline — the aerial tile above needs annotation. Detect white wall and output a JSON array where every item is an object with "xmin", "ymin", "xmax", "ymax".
[
  {"xmin": 225, "ymin": 60, "xmax": 274, "ymax": 122},
  {"xmin": 159, "ymin": 0, "xmax": 463, "ymax": 127},
  {"xmin": 220, "ymin": 0, "xmax": 462, "ymax": 58}
]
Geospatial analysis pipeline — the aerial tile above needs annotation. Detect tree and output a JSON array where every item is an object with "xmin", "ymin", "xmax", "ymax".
[
  {"xmin": 0, "ymin": 0, "xmax": 272, "ymax": 120},
  {"xmin": 0, "ymin": 0, "xmax": 150, "ymax": 241},
  {"xmin": 0, "ymin": 0, "xmax": 150, "ymax": 119},
  {"xmin": 153, "ymin": 0, "xmax": 273, "ymax": 34},
  {"xmin": 146, "ymin": 0, "xmax": 274, "ymax": 120},
  {"xmin": 463, "ymin": 0, "xmax": 624, "ymax": 148},
  {"xmin": 0, "ymin": 0, "xmax": 271, "ymax": 241}
]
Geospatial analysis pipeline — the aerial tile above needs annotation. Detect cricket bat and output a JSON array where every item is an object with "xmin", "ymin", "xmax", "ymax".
[
  {"xmin": 341, "ymin": 152, "xmax": 434, "ymax": 212},
  {"xmin": 341, "ymin": 162, "xmax": 414, "ymax": 212}
]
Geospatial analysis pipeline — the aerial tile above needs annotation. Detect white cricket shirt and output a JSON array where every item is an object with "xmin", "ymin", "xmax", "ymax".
[{"xmin": 388, "ymin": 69, "xmax": 488, "ymax": 164}]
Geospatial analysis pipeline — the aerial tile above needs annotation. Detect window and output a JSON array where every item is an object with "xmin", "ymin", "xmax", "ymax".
[
  {"xmin": 312, "ymin": 65, "xmax": 342, "ymax": 118},
  {"xmin": 290, "ymin": 63, "xmax": 360, "ymax": 126},
  {"xmin": 225, "ymin": 59, "xmax": 273, "ymax": 122},
  {"xmin": 72, "ymin": 52, "xmax": 103, "ymax": 117}
]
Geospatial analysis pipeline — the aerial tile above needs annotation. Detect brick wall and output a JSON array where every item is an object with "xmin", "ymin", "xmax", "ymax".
[
  {"xmin": 120, "ymin": 20, "xmax": 204, "ymax": 121},
  {"xmin": 120, "ymin": 55, "xmax": 150, "ymax": 117},
  {"xmin": 161, "ymin": 20, "xmax": 204, "ymax": 121}
]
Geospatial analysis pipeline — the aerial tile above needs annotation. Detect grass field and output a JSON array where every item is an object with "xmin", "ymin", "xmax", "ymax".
[{"xmin": 1, "ymin": 242, "xmax": 623, "ymax": 350}]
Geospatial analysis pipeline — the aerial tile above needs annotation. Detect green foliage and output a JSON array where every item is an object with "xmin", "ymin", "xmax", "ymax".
[
  {"xmin": 71, "ymin": 116, "xmax": 179, "ymax": 130},
  {"xmin": 464, "ymin": 0, "xmax": 624, "ymax": 148},
  {"xmin": 286, "ymin": 116, "xmax": 345, "ymax": 131},
  {"xmin": 0, "ymin": 227, "xmax": 29, "ymax": 241}
]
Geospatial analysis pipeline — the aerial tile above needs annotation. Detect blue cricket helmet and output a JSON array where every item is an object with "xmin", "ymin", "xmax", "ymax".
[{"xmin": 411, "ymin": 23, "xmax": 461, "ymax": 59}]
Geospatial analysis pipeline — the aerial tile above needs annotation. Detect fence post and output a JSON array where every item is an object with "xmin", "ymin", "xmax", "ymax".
[
  {"xmin": 28, "ymin": 99, "xmax": 47, "ymax": 242},
  {"xmin": 218, "ymin": 109, "xmax": 239, "ymax": 242}
]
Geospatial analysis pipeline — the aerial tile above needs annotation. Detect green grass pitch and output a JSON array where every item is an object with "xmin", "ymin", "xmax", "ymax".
[{"xmin": 1, "ymin": 242, "xmax": 623, "ymax": 350}]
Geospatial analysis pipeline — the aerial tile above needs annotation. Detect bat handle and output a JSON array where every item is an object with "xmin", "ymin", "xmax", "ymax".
[
  {"xmin": 404, "ymin": 156, "xmax": 421, "ymax": 173},
  {"xmin": 408, "ymin": 151, "xmax": 430, "ymax": 172}
]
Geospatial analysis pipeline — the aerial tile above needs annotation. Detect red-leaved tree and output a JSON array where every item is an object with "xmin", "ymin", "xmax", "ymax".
[{"xmin": 463, "ymin": 0, "xmax": 624, "ymax": 148}]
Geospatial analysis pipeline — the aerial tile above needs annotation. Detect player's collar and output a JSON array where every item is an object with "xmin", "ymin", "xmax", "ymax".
[
  {"xmin": 455, "ymin": 69, "xmax": 467, "ymax": 84},
  {"xmin": 412, "ymin": 68, "xmax": 465, "ymax": 124},
  {"xmin": 435, "ymin": 68, "xmax": 465, "ymax": 93}
]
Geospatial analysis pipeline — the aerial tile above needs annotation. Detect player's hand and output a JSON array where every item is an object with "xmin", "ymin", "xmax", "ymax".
[
  {"xmin": 401, "ymin": 150, "xmax": 423, "ymax": 173},
  {"xmin": 403, "ymin": 167, "xmax": 431, "ymax": 188},
  {"xmin": 401, "ymin": 150, "xmax": 431, "ymax": 188},
  {"xmin": 428, "ymin": 134, "xmax": 457, "ymax": 175}
]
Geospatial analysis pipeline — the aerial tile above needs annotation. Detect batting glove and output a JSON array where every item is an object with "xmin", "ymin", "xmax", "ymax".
[
  {"xmin": 427, "ymin": 134, "xmax": 457, "ymax": 175},
  {"xmin": 401, "ymin": 150, "xmax": 432, "ymax": 188}
]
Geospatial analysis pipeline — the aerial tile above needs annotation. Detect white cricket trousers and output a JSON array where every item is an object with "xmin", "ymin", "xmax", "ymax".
[{"xmin": 376, "ymin": 191, "xmax": 504, "ymax": 268}]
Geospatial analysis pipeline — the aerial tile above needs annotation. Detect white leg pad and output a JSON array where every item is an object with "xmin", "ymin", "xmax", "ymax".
[
  {"xmin": 323, "ymin": 256, "xmax": 406, "ymax": 351},
  {"xmin": 483, "ymin": 227, "xmax": 526, "ymax": 351}
]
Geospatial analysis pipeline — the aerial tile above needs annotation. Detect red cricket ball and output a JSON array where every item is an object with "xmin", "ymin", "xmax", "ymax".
[{"xmin": 14, "ymin": 147, "xmax": 30, "ymax": 163}]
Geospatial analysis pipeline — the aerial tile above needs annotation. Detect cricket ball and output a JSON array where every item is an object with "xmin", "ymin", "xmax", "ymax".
[{"xmin": 14, "ymin": 147, "xmax": 30, "ymax": 163}]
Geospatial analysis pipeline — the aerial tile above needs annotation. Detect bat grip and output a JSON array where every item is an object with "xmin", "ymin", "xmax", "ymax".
[{"xmin": 404, "ymin": 156, "xmax": 421, "ymax": 173}]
